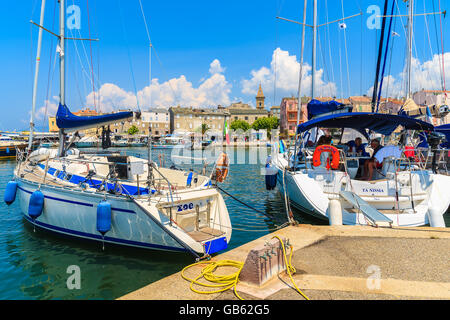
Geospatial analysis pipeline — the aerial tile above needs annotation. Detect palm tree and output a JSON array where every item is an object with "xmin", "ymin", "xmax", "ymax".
[{"xmin": 201, "ymin": 123, "xmax": 210, "ymax": 135}]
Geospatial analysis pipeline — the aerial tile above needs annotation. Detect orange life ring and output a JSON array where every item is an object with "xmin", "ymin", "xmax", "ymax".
[
  {"xmin": 215, "ymin": 153, "xmax": 229, "ymax": 183},
  {"xmin": 312, "ymin": 145, "xmax": 340, "ymax": 170}
]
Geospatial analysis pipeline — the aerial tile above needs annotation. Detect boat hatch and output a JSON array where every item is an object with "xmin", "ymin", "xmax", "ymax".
[{"xmin": 107, "ymin": 156, "xmax": 128, "ymax": 179}]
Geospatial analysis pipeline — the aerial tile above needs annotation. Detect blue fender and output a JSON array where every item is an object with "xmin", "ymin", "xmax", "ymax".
[
  {"xmin": 97, "ymin": 201, "xmax": 112, "ymax": 235},
  {"xmin": 4, "ymin": 181, "xmax": 18, "ymax": 205},
  {"xmin": 28, "ymin": 190, "xmax": 44, "ymax": 219}
]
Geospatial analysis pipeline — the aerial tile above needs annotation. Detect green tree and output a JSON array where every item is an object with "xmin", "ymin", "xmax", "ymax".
[
  {"xmin": 201, "ymin": 123, "xmax": 210, "ymax": 135},
  {"xmin": 230, "ymin": 119, "xmax": 251, "ymax": 132},
  {"xmin": 252, "ymin": 117, "xmax": 280, "ymax": 138},
  {"xmin": 127, "ymin": 125, "xmax": 139, "ymax": 135}
]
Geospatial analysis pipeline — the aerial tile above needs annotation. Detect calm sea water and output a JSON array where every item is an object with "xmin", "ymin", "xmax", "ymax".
[{"xmin": 0, "ymin": 147, "xmax": 325, "ymax": 300}]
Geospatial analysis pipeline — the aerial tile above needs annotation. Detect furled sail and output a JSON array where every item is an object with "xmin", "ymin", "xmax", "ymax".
[
  {"xmin": 307, "ymin": 99, "xmax": 353, "ymax": 120},
  {"xmin": 56, "ymin": 104, "xmax": 135, "ymax": 133}
]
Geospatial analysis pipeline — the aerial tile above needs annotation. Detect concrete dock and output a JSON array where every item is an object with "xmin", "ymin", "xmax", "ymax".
[{"xmin": 119, "ymin": 224, "xmax": 450, "ymax": 300}]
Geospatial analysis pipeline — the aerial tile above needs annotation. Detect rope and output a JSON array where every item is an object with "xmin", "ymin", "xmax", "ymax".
[
  {"xmin": 432, "ymin": 0, "xmax": 445, "ymax": 91},
  {"xmin": 217, "ymin": 186, "xmax": 274, "ymax": 219},
  {"xmin": 41, "ymin": 3, "xmax": 57, "ymax": 129},
  {"xmin": 324, "ymin": 0, "xmax": 336, "ymax": 87},
  {"xmin": 376, "ymin": 0, "xmax": 396, "ymax": 112},
  {"xmin": 118, "ymin": 0, "xmax": 140, "ymax": 111},
  {"xmin": 438, "ymin": 0, "xmax": 446, "ymax": 93},
  {"xmin": 181, "ymin": 235, "xmax": 309, "ymax": 300},
  {"xmin": 340, "ymin": 0, "xmax": 351, "ymax": 99},
  {"xmin": 86, "ymin": 0, "xmax": 96, "ymax": 110}
]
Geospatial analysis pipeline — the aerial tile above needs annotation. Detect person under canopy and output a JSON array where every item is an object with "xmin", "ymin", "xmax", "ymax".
[{"xmin": 362, "ymin": 138, "xmax": 384, "ymax": 181}]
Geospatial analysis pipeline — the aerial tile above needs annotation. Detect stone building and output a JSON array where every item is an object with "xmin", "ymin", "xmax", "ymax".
[
  {"xmin": 110, "ymin": 110, "xmax": 148, "ymax": 135},
  {"xmin": 169, "ymin": 107, "xmax": 230, "ymax": 134},
  {"xmin": 141, "ymin": 108, "xmax": 171, "ymax": 136},
  {"xmin": 270, "ymin": 105, "xmax": 280, "ymax": 118},
  {"xmin": 349, "ymin": 96, "xmax": 372, "ymax": 112},
  {"xmin": 226, "ymin": 85, "xmax": 269, "ymax": 125},
  {"xmin": 413, "ymin": 90, "xmax": 450, "ymax": 107}
]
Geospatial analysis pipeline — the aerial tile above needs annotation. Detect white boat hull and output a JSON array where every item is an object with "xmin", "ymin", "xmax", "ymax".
[
  {"xmin": 273, "ymin": 153, "xmax": 449, "ymax": 227},
  {"xmin": 16, "ymin": 178, "xmax": 231, "ymax": 255}
]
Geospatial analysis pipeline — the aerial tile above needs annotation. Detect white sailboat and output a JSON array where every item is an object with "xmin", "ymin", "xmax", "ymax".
[
  {"xmin": 268, "ymin": 0, "xmax": 449, "ymax": 227},
  {"xmin": 4, "ymin": 0, "xmax": 232, "ymax": 258}
]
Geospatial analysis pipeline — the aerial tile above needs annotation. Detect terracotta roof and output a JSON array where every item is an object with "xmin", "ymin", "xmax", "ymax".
[
  {"xmin": 73, "ymin": 108, "xmax": 98, "ymax": 116},
  {"xmin": 349, "ymin": 96, "xmax": 371, "ymax": 104},
  {"xmin": 229, "ymin": 108, "xmax": 269, "ymax": 115},
  {"xmin": 228, "ymin": 102, "xmax": 252, "ymax": 109},
  {"xmin": 169, "ymin": 107, "xmax": 230, "ymax": 116}
]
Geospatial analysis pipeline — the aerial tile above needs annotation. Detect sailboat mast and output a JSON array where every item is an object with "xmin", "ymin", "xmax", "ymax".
[
  {"xmin": 371, "ymin": 0, "xmax": 389, "ymax": 112},
  {"xmin": 311, "ymin": 0, "xmax": 317, "ymax": 99},
  {"xmin": 28, "ymin": 0, "xmax": 46, "ymax": 151},
  {"xmin": 296, "ymin": 0, "xmax": 307, "ymax": 126},
  {"xmin": 406, "ymin": 0, "xmax": 414, "ymax": 99},
  {"xmin": 58, "ymin": 0, "xmax": 66, "ymax": 157},
  {"xmin": 59, "ymin": 0, "xmax": 66, "ymax": 106}
]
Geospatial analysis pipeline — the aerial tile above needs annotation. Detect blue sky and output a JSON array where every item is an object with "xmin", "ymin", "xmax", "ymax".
[{"xmin": 0, "ymin": 0, "xmax": 449, "ymax": 131}]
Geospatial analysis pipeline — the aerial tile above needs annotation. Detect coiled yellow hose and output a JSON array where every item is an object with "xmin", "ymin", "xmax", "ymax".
[
  {"xmin": 181, "ymin": 259, "xmax": 245, "ymax": 300},
  {"xmin": 181, "ymin": 237, "xmax": 309, "ymax": 300}
]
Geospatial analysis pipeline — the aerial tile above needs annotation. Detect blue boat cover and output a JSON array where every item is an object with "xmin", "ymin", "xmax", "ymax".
[
  {"xmin": 435, "ymin": 124, "xmax": 450, "ymax": 148},
  {"xmin": 307, "ymin": 99, "xmax": 351, "ymax": 119},
  {"xmin": 56, "ymin": 104, "xmax": 134, "ymax": 132},
  {"xmin": 297, "ymin": 112, "xmax": 434, "ymax": 136}
]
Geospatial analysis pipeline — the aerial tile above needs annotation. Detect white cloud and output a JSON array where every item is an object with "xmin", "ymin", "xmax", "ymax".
[
  {"xmin": 367, "ymin": 52, "xmax": 450, "ymax": 98},
  {"xmin": 86, "ymin": 83, "xmax": 137, "ymax": 112},
  {"xmin": 86, "ymin": 59, "xmax": 232, "ymax": 111},
  {"xmin": 209, "ymin": 59, "xmax": 225, "ymax": 74},
  {"xmin": 35, "ymin": 96, "xmax": 59, "ymax": 119},
  {"xmin": 241, "ymin": 48, "xmax": 337, "ymax": 98}
]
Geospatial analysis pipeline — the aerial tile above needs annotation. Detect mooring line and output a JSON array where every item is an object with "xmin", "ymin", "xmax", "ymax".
[{"xmin": 216, "ymin": 186, "xmax": 274, "ymax": 220}]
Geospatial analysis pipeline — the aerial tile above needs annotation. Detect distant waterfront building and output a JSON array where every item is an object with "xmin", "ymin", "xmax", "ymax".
[
  {"xmin": 48, "ymin": 116, "xmax": 58, "ymax": 133},
  {"xmin": 141, "ymin": 108, "xmax": 171, "ymax": 136},
  {"xmin": 349, "ymin": 96, "xmax": 372, "ymax": 112},
  {"xmin": 169, "ymin": 107, "xmax": 230, "ymax": 134},
  {"xmin": 413, "ymin": 90, "xmax": 450, "ymax": 107},
  {"xmin": 226, "ymin": 102, "xmax": 268, "ymax": 125},
  {"xmin": 279, "ymin": 96, "xmax": 309, "ymax": 137},
  {"xmin": 226, "ymin": 85, "xmax": 269, "ymax": 125},
  {"xmin": 109, "ymin": 110, "xmax": 147, "ymax": 135},
  {"xmin": 270, "ymin": 105, "xmax": 280, "ymax": 119}
]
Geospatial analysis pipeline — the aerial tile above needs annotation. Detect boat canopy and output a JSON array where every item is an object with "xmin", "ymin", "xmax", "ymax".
[
  {"xmin": 307, "ymin": 99, "xmax": 351, "ymax": 119},
  {"xmin": 56, "ymin": 104, "xmax": 134, "ymax": 133},
  {"xmin": 297, "ymin": 112, "xmax": 434, "ymax": 137},
  {"xmin": 435, "ymin": 124, "xmax": 450, "ymax": 148}
]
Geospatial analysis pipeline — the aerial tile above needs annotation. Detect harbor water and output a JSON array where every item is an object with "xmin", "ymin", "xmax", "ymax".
[{"xmin": 0, "ymin": 147, "xmax": 326, "ymax": 300}]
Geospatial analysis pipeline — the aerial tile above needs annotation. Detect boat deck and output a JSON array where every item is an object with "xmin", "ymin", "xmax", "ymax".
[
  {"xmin": 19, "ymin": 166, "xmax": 66, "ymax": 187},
  {"xmin": 187, "ymin": 227, "xmax": 225, "ymax": 242}
]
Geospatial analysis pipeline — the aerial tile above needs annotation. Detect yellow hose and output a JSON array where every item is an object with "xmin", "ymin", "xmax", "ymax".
[
  {"xmin": 272, "ymin": 235, "xmax": 310, "ymax": 300},
  {"xmin": 181, "ymin": 237, "xmax": 309, "ymax": 300},
  {"xmin": 181, "ymin": 259, "xmax": 245, "ymax": 300}
]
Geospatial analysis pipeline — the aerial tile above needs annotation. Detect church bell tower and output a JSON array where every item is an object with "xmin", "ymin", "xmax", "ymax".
[{"xmin": 256, "ymin": 84, "xmax": 265, "ymax": 109}]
